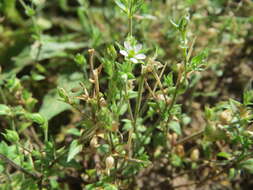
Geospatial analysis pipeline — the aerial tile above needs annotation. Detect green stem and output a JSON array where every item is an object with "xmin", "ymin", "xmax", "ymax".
[
  {"xmin": 125, "ymin": 83, "xmax": 134, "ymax": 158},
  {"xmin": 11, "ymin": 118, "xmax": 16, "ymax": 131},
  {"xmin": 134, "ymin": 74, "xmax": 145, "ymax": 122},
  {"xmin": 129, "ymin": 16, "xmax": 133, "ymax": 36},
  {"xmin": 0, "ymin": 87, "xmax": 7, "ymax": 104},
  {"xmin": 43, "ymin": 123, "xmax": 48, "ymax": 142},
  {"xmin": 131, "ymin": 74, "xmax": 145, "ymax": 156}
]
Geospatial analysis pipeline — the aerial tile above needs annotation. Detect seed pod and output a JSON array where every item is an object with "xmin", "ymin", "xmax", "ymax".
[
  {"xmin": 190, "ymin": 148, "xmax": 200, "ymax": 161},
  {"xmin": 90, "ymin": 136, "xmax": 99, "ymax": 148},
  {"xmin": 167, "ymin": 133, "xmax": 172, "ymax": 142},
  {"xmin": 177, "ymin": 63, "xmax": 184, "ymax": 73},
  {"xmin": 172, "ymin": 133, "xmax": 178, "ymax": 145},
  {"xmin": 219, "ymin": 110, "xmax": 232, "ymax": 125},
  {"xmin": 99, "ymin": 97, "xmax": 107, "ymax": 107},
  {"xmin": 105, "ymin": 155, "xmax": 115, "ymax": 175},
  {"xmin": 111, "ymin": 122, "xmax": 119, "ymax": 132},
  {"xmin": 175, "ymin": 145, "xmax": 185, "ymax": 157}
]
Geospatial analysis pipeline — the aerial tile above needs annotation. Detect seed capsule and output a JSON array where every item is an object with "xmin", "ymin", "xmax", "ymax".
[
  {"xmin": 175, "ymin": 145, "xmax": 185, "ymax": 157},
  {"xmin": 219, "ymin": 110, "xmax": 232, "ymax": 125},
  {"xmin": 90, "ymin": 136, "xmax": 99, "ymax": 148},
  {"xmin": 172, "ymin": 133, "xmax": 178, "ymax": 145},
  {"xmin": 190, "ymin": 148, "xmax": 200, "ymax": 161},
  {"xmin": 105, "ymin": 155, "xmax": 115, "ymax": 175}
]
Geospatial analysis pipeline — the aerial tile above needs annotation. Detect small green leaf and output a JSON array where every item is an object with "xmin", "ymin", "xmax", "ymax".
[
  {"xmin": 114, "ymin": 0, "xmax": 127, "ymax": 12},
  {"xmin": 104, "ymin": 184, "xmax": 118, "ymax": 190},
  {"xmin": 217, "ymin": 152, "xmax": 231, "ymax": 159},
  {"xmin": 190, "ymin": 49, "xmax": 208, "ymax": 71},
  {"xmin": 171, "ymin": 154, "xmax": 182, "ymax": 167},
  {"xmin": 0, "ymin": 104, "xmax": 11, "ymax": 116},
  {"xmin": 229, "ymin": 168, "xmax": 236, "ymax": 179},
  {"xmin": 168, "ymin": 121, "xmax": 181, "ymax": 135},
  {"xmin": 67, "ymin": 128, "xmax": 81, "ymax": 137},
  {"xmin": 40, "ymin": 89, "xmax": 71, "ymax": 120},
  {"xmin": 67, "ymin": 140, "xmax": 83, "ymax": 162},
  {"xmin": 2, "ymin": 129, "xmax": 19, "ymax": 143},
  {"xmin": 239, "ymin": 159, "xmax": 253, "ymax": 174},
  {"xmin": 25, "ymin": 113, "xmax": 46, "ymax": 125},
  {"xmin": 74, "ymin": 53, "xmax": 87, "ymax": 66},
  {"xmin": 98, "ymin": 144, "xmax": 110, "ymax": 155}
]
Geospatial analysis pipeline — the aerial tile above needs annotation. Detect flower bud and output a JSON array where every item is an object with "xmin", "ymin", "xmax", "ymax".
[{"xmin": 190, "ymin": 148, "xmax": 200, "ymax": 161}]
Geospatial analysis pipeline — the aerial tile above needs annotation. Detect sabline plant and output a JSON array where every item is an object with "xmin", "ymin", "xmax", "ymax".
[{"xmin": 0, "ymin": 0, "xmax": 253, "ymax": 189}]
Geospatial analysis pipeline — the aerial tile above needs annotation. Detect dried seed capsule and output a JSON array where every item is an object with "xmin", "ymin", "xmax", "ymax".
[
  {"xmin": 190, "ymin": 148, "xmax": 200, "ymax": 161},
  {"xmin": 90, "ymin": 136, "xmax": 99, "ymax": 148},
  {"xmin": 175, "ymin": 145, "xmax": 185, "ymax": 157},
  {"xmin": 111, "ymin": 122, "xmax": 119, "ymax": 132},
  {"xmin": 177, "ymin": 63, "xmax": 184, "ymax": 73},
  {"xmin": 167, "ymin": 133, "xmax": 172, "ymax": 142},
  {"xmin": 219, "ymin": 110, "xmax": 232, "ymax": 125},
  {"xmin": 105, "ymin": 155, "xmax": 115, "ymax": 175},
  {"xmin": 172, "ymin": 133, "xmax": 178, "ymax": 145},
  {"xmin": 99, "ymin": 97, "xmax": 107, "ymax": 107}
]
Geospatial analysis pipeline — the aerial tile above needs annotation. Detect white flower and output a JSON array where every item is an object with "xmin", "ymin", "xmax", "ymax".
[{"xmin": 120, "ymin": 41, "xmax": 146, "ymax": 63}]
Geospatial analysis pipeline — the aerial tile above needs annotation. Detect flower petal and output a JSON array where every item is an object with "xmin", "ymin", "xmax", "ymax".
[
  {"xmin": 130, "ymin": 58, "xmax": 138, "ymax": 63},
  {"xmin": 135, "ymin": 54, "xmax": 146, "ymax": 59},
  {"xmin": 134, "ymin": 44, "xmax": 142, "ymax": 52},
  {"xmin": 124, "ymin": 41, "xmax": 132, "ymax": 50},
  {"xmin": 120, "ymin": 50, "xmax": 128, "ymax": 57}
]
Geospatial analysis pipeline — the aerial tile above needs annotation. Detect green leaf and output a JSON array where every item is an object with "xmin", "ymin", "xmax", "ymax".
[
  {"xmin": 25, "ymin": 113, "xmax": 46, "ymax": 125},
  {"xmin": 39, "ymin": 89, "xmax": 71, "ymax": 120},
  {"xmin": 239, "ymin": 159, "xmax": 253, "ymax": 174},
  {"xmin": 114, "ymin": 0, "xmax": 127, "ymax": 12},
  {"xmin": 67, "ymin": 128, "xmax": 82, "ymax": 137},
  {"xmin": 0, "ymin": 104, "xmax": 11, "ymax": 116},
  {"xmin": 67, "ymin": 140, "xmax": 83, "ymax": 162},
  {"xmin": 0, "ymin": 165, "xmax": 4, "ymax": 173},
  {"xmin": 171, "ymin": 154, "xmax": 182, "ymax": 167},
  {"xmin": 2, "ymin": 129, "xmax": 19, "ymax": 143},
  {"xmin": 217, "ymin": 152, "xmax": 232, "ymax": 159},
  {"xmin": 30, "ymin": 35, "xmax": 87, "ymax": 61},
  {"xmin": 168, "ymin": 121, "xmax": 181, "ymax": 135},
  {"xmin": 104, "ymin": 184, "xmax": 118, "ymax": 190},
  {"xmin": 190, "ymin": 49, "xmax": 208, "ymax": 71},
  {"xmin": 243, "ymin": 89, "xmax": 253, "ymax": 106},
  {"xmin": 98, "ymin": 144, "xmax": 110, "ymax": 155}
]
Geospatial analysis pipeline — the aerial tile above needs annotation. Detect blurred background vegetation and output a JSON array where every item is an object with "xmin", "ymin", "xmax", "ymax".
[{"xmin": 1, "ymin": 0, "xmax": 253, "ymax": 189}]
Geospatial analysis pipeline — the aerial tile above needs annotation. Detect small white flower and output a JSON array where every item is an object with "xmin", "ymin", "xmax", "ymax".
[{"xmin": 120, "ymin": 40, "xmax": 146, "ymax": 63}]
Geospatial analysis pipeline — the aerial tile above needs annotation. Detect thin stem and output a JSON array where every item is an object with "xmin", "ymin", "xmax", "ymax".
[
  {"xmin": 0, "ymin": 87, "xmax": 7, "ymax": 104},
  {"xmin": 109, "ymin": 132, "xmax": 115, "ymax": 152},
  {"xmin": 11, "ymin": 118, "xmax": 16, "ymax": 131},
  {"xmin": 43, "ymin": 123, "xmax": 48, "ymax": 142},
  {"xmin": 129, "ymin": 16, "xmax": 133, "ymax": 36},
  {"xmin": 131, "ymin": 74, "xmax": 145, "ymax": 157},
  {"xmin": 134, "ymin": 74, "xmax": 145, "ymax": 122},
  {"xmin": 125, "ymin": 84, "xmax": 135, "ymax": 158}
]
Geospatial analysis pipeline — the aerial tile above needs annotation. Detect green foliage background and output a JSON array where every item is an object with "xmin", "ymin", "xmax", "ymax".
[{"xmin": 0, "ymin": 0, "xmax": 253, "ymax": 189}]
